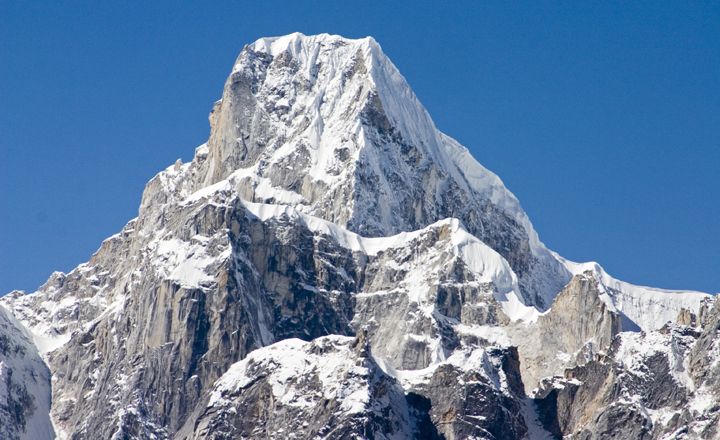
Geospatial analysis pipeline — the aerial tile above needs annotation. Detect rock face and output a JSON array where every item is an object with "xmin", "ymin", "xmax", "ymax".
[
  {"xmin": 404, "ymin": 346, "xmax": 530, "ymax": 440},
  {"xmin": 514, "ymin": 273, "xmax": 623, "ymax": 393},
  {"xmin": 0, "ymin": 33, "xmax": 716, "ymax": 439},
  {"xmin": 534, "ymin": 311, "xmax": 720, "ymax": 439}
]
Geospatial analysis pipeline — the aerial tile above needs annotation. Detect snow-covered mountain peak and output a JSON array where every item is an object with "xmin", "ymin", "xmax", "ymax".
[
  {"xmin": 2, "ymin": 33, "xmax": 717, "ymax": 439},
  {"xmin": 191, "ymin": 32, "xmax": 567, "ymax": 308},
  {"xmin": 246, "ymin": 32, "xmax": 378, "ymax": 60},
  {"xmin": 218, "ymin": 30, "xmax": 449, "ymax": 183},
  {"xmin": 232, "ymin": 32, "xmax": 480, "ymax": 197}
]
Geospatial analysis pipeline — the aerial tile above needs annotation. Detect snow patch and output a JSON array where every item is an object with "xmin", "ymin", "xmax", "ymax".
[
  {"xmin": 209, "ymin": 336, "xmax": 371, "ymax": 415},
  {"xmin": 153, "ymin": 237, "xmax": 230, "ymax": 289}
]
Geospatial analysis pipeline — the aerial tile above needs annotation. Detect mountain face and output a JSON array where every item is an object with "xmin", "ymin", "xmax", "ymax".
[
  {"xmin": 1, "ymin": 33, "xmax": 717, "ymax": 440},
  {"xmin": 0, "ymin": 306, "xmax": 53, "ymax": 440}
]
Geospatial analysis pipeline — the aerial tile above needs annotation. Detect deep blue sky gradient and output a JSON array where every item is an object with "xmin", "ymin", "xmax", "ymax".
[{"xmin": 1, "ymin": 1, "xmax": 718, "ymax": 294}]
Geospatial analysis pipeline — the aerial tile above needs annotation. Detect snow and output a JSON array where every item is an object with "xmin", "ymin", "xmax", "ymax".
[
  {"xmin": 364, "ymin": 38, "xmax": 549, "ymax": 264},
  {"xmin": 209, "ymin": 336, "xmax": 371, "ymax": 415},
  {"xmin": 182, "ymin": 178, "xmax": 232, "ymax": 205},
  {"xmin": 521, "ymin": 398, "xmax": 556, "ymax": 440},
  {"xmin": 241, "ymin": 33, "xmax": 548, "ymax": 256},
  {"xmin": 242, "ymin": 199, "xmax": 425, "ymax": 254},
  {"xmin": 1, "ymin": 289, "xmax": 76, "ymax": 356},
  {"xmin": 183, "ymin": 166, "xmax": 306, "ymax": 207},
  {"xmin": 249, "ymin": 32, "xmax": 369, "ymax": 59},
  {"xmin": 688, "ymin": 386, "xmax": 716, "ymax": 413},
  {"xmin": 153, "ymin": 236, "xmax": 230, "ymax": 289},
  {"xmin": 440, "ymin": 133, "xmax": 544, "ymax": 255},
  {"xmin": 376, "ymin": 346, "xmax": 490, "ymax": 390},
  {"xmin": 455, "ymin": 324, "xmax": 513, "ymax": 346},
  {"xmin": 614, "ymin": 331, "xmax": 693, "ymax": 389},
  {"xmin": 31, "ymin": 331, "xmax": 72, "ymax": 355}
]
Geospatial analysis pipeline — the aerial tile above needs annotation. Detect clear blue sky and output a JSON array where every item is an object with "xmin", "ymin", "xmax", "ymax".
[{"xmin": 1, "ymin": 1, "xmax": 718, "ymax": 294}]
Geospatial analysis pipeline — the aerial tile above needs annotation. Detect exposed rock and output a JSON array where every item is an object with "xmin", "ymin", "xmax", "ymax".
[
  {"xmin": 534, "ymin": 299, "xmax": 720, "ymax": 439},
  {"xmin": 513, "ymin": 272, "xmax": 622, "ymax": 393},
  {"xmin": 676, "ymin": 308, "xmax": 698, "ymax": 327},
  {"xmin": 408, "ymin": 347, "xmax": 529, "ymax": 440}
]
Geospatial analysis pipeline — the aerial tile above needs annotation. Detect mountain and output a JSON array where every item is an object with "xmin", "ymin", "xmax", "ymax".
[
  {"xmin": 1, "ymin": 33, "xmax": 717, "ymax": 439},
  {"xmin": 0, "ymin": 305, "xmax": 53, "ymax": 440}
]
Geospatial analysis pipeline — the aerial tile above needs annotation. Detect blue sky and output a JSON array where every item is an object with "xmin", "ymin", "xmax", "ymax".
[{"xmin": 1, "ymin": 1, "xmax": 718, "ymax": 294}]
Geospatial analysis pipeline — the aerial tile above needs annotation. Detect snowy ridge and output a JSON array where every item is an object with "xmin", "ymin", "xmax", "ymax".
[
  {"xmin": 240, "ymin": 199, "xmax": 539, "ymax": 322},
  {"xmin": 373, "ymin": 345, "xmax": 506, "ymax": 391},
  {"xmin": 562, "ymin": 258, "xmax": 711, "ymax": 331},
  {"xmin": 439, "ymin": 133, "xmax": 544, "ymax": 253}
]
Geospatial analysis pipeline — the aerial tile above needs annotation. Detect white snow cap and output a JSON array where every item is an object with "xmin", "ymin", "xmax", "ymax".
[
  {"xmin": 236, "ymin": 32, "xmax": 547, "ymax": 256},
  {"xmin": 249, "ymin": 32, "xmax": 378, "ymax": 56}
]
